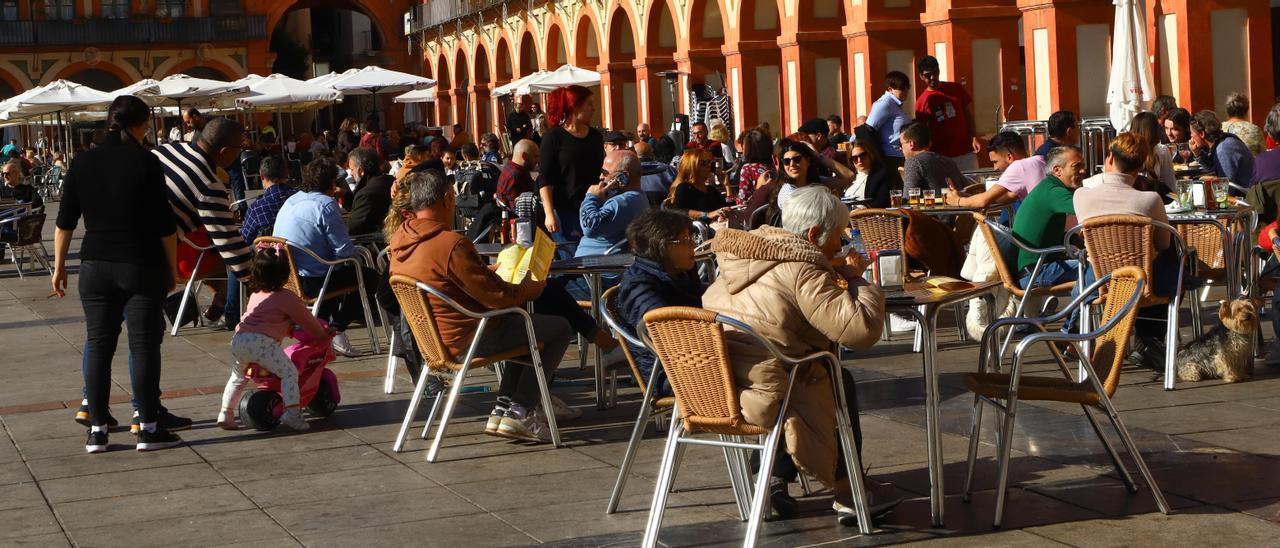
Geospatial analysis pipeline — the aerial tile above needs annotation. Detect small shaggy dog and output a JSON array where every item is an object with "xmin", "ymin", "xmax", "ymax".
[{"xmin": 1175, "ymin": 299, "xmax": 1260, "ymax": 383}]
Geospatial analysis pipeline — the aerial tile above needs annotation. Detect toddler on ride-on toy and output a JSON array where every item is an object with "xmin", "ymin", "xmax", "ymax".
[{"xmin": 218, "ymin": 243, "xmax": 334, "ymax": 431}]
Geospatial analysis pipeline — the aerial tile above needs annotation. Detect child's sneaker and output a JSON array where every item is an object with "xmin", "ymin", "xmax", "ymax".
[
  {"xmin": 216, "ymin": 410, "xmax": 238, "ymax": 430},
  {"xmin": 279, "ymin": 409, "xmax": 310, "ymax": 431}
]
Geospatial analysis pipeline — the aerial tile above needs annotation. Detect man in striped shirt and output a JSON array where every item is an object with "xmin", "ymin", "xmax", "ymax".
[{"xmin": 154, "ymin": 118, "xmax": 252, "ymax": 330}]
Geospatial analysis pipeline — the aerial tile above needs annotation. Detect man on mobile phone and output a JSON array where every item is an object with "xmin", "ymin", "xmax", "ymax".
[{"xmin": 576, "ymin": 150, "xmax": 649, "ymax": 259}]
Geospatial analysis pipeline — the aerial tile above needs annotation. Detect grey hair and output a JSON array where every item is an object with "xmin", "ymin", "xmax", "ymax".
[
  {"xmin": 610, "ymin": 150, "xmax": 642, "ymax": 184},
  {"xmin": 407, "ymin": 169, "xmax": 451, "ymax": 211},
  {"xmin": 1045, "ymin": 145, "xmax": 1081, "ymax": 171},
  {"xmin": 1265, "ymin": 103, "xmax": 1280, "ymax": 141},
  {"xmin": 781, "ymin": 186, "xmax": 849, "ymax": 244}
]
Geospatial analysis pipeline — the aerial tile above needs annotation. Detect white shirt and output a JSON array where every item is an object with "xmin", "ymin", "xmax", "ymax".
[{"xmin": 844, "ymin": 171, "xmax": 870, "ymax": 200}]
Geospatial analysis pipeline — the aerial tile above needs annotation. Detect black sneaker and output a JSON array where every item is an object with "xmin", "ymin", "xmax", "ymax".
[
  {"xmin": 85, "ymin": 430, "xmax": 108, "ymax": 454},
  {"xmin": 131, "ymin": 409, "xmax": 192, "ymax": 435},
  {"xmin": 768, "ymin": 478, "xmax": 799, "ymax": 519},
  {"xmin": 136, "ymin": 427, "xmax": 182, "ymax": 451},
  {"xmin": 74, "ymin": 405, "xmax": 119, "ymax": 428}
]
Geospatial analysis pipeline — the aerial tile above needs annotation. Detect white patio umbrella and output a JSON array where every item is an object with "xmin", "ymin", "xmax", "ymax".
[
  {"xmin": 152, "ymin": 73, "xmax": 250, "ymax": 110},
  {"xmin": 236, "ymin": 74, "xmax": 342, "ymax": 111},
  {"xmin": 392, "ymin": 87, "xmax": 437, "ymax": 104},
  {"xmin": 109, "ymin": 79, "xmax": 164, "ymax": 106},
  {"xmin": 1106, "ymin": 0, "xmax": 1156, "ymax": 132},
  {"xmin": 0, "ymin": 79, "xmax": 114, "ymax": 119},
  {"xmin": 521, "ymin": 64, "xmax": 601, "ymax": 95},
  {"xmin": 327, "ymin": 65, "xmax": 434, "ymax": 123},
  {"xmin": 491, "ymin": 71, "xmax": 549, "ymax": 97},
  {"xmin": 306, "ymin": 69, "xmax": 358, "ymax": 90}
]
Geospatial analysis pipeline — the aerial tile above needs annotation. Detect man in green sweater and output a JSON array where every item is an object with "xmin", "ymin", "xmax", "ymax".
[{"xmin": 1011, "ymin": 146, "xmax": 1087, "ymax": 291}]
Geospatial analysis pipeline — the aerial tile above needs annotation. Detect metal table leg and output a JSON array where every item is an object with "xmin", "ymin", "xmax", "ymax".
[
  {"xmin": 589, "ymin": 273, "xmax": 608, "ymax": 410},
  {"xmin": 903, "ymin": 305, "xmax": 944, "ymax": 527}
]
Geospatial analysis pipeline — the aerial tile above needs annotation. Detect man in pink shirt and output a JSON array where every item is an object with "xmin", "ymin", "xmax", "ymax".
[{"xmin": 946, "ymin": 132, "xmax": 1046, "ymax": 208}]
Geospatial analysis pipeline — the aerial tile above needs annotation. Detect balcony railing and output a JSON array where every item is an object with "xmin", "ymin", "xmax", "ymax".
[
  {"xmin": 406, "ymin": 0, "xmax": 507, "ymax": 35},
  {"xmin": 0, "ymin": 15, "xmax": 266, "ymax": 46}
]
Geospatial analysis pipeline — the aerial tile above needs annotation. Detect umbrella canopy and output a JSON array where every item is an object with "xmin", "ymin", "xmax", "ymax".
[
  {"xmin": 1106, "ymin": 0, "xmax": 1156, "ymax": 131},
  {"xmin": 306, "ymin": 69, "xmax": 358, "ymax": 89},
  {"xmin": 152, "ymin": 73, "xmax": 250, "ymax": 105},
  {"xmin": 328, "ymin": 65, "xmax": 434, "ymax": 95},
  {"xmin": 393, "ymin": 87, "xmax": 437, "ymax": 104},
  {"xmin": 492, "ymin": 71, "xmax": 549, "ymax": 97},
  {"xmin": 0, "ymin": 80, "xmax": 114, "ymax": 120},
  {"xmin": 236, "ymin": 74, "xmax": 342, "ymax": 111},
  {"xmin": 522, "ymin": 65, "xmax": 601, "ymax": 95}
]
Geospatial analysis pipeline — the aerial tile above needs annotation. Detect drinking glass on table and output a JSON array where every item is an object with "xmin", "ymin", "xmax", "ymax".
[
  {"xmin": 1177, "ymin": 179, "xmax": 1193, "ymax": 209},
  {"xmin": 1178, "ymin": 143, "xmax": 1193, "ymax": 163},
  {"xmin": 908, "ymin": 188, "xmax": 921, "ymax": 206},
  {"xmin": 923, "ymin": 189, "xmax": 936, "ymax": 207},
  {"xmin": 890, "ymin": 190, "xmax": 903, "ymax": 207},
  {"xmin": 1213, "ymin": 183, "xmax": 1229, "ymax": 208}
]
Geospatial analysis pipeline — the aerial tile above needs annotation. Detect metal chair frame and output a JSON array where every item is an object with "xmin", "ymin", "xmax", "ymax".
[
  {"xmin": 1064, "ymin": 217, "xmax": 1189, "ymax": 390},
  {"xmin": 639, "ymin": 310, "xmax": 873, "ymax": 547},
  {"xmin": 168, "ymin": 233, "xmax": 229, "ymax": 336},
  {"xmin": 389, "ymin": 277, "xmax": 562, "ymax": 461},
  {"xmin": 254, "ymin": 236, "xmax": 382, "ymax": 354},
  {"xmin": 962, "ymin": 272, "xmax": 1170, "ymax": 527},
  {"xmin": 0, "ymin": 211, "xmax": 51, "ymax": 278},
  {"xmin": 978, "ymin": 216, "xmax": 1076, "ymax": 362}
]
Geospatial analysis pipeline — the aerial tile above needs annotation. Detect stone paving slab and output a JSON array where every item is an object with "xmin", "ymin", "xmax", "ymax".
[{"xmin": 4, "ymin": 203, "xmax": 1280, "ymax": 546}]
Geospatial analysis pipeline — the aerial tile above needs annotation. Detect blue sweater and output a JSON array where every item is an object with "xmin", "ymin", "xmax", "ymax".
[
  {"xmin": 575, "ymin": 189, "xmax": 649, "ymax": 257},
  {"xmin": 1197, "ymin": 133, "xmax": 1255, "ymax": 185},
  {"xmin": 617, "ymin": 258, "xmax": 704, "ymax": 397}
]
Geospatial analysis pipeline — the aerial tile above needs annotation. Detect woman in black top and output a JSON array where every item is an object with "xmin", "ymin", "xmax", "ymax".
[
  {"xmin": 846, "ymin": 139, "xmax": 901, "ymax": 208},
  {"xmin": 664, "ymin": 148, "xmax": 730, "ymax": 223},
  {"xmin": 53, "ymin": 95, "xmax": 182, "ymax": 453},
  {"xmin": 537, "ymin": 85, "xmax": 604, "ymax": 245},
  {"xmin": 335, "ymin": 117, "xmax": 359, "ymax": 155}
]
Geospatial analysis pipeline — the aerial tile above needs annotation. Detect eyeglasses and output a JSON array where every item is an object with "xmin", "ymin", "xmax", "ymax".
[
  {"xmin": 780, "ymin": 156, "xmax": 805, "ymax": 166},
  {"xmin": 850, "ymin": 153, "xmax": 869, "ymax": 162},
  {"xmin": 1, "ymin": 171, "xmax": 17, "ymax": 177}
]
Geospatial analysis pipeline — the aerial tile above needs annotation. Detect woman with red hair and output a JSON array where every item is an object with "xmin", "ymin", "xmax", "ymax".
[{"xmin": 537, "ymin": 85, "xmax": 604, "ymax": 247}]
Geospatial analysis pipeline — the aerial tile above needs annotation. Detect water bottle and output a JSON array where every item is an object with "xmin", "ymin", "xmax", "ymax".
[{"xmin": 849, "ymin": 229, "xmax": 867, "ymax": 260}]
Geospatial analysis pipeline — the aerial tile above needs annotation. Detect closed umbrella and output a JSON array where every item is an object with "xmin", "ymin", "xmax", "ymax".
[
  {"xmin": 522, "ymin": 64, "xmax": 601, "ymax": 94},
  {"xmin": 1106, "ymin": 0, "xmax": 1156, "ymax": 132}
]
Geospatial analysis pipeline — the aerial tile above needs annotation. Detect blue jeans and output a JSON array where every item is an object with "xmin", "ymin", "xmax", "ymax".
[
  {"xmin": 1018, "ymin": 259, "xmax": 1078, "ymax": 290},
  {"xmin": 222, "ymin": 268, "xmax": 244, "ymax": 329},
  {"xmin": 551, "ymin": 208, "xmax": 582, "ymax": 259}
]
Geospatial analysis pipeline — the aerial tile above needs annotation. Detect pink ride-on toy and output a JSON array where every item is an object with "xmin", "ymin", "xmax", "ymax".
[{"xmin": 238, "ymin": 324, "xmax": 341, "ymax": 431}]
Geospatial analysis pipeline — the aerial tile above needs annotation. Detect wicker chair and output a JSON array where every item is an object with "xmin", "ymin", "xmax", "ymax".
[
  {"xmin": 600, "ymin": 286, "xmax": 678, "ymax": 515},
  {"xmin": 254, "ymin": 236, "xmax": 381, "ymax": 354},
  {"xmin": 639, "ymin": 307, "xmax": 872, "ymax": 547},
  {"xmin": 961, "ymin": 266, "xmax": 1170, "ymax": 527},
  {"xmin": 388, "ymin": 274, "xmax": 560, "ymax": 461},
  {"xmin": 1065, "ymin": 214, "xmax": 1191, "ymax": 390},
  {"xmin": 973, "ymin": 213, "xmax": 1076, "ymax": 359},
  {"xmin": 168, "ymin": 232, "xmax": 229, "ymax": 336}
]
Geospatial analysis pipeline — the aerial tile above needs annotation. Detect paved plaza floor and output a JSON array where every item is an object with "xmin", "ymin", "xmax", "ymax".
[{"xmin": 3, "ymin": 205, "xmax": 1280, "ymax": 547}]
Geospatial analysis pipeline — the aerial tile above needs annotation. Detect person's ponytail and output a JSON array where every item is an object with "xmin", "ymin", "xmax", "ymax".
[{"xmin": 105, "ymin": 95, "xmax": 150, "ymax": 140}]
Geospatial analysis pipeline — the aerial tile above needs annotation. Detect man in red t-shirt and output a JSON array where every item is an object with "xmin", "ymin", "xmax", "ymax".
[{"xmin": 914, "ymin": 55, "xmax": 981, "ymax": 171}]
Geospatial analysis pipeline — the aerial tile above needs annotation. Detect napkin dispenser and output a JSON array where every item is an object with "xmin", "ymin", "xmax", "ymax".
[
  {"xmin": 874, "ymin": 250, "xmax": 904, "ymax": 290},
  {"xmin": 1191, "ymin": 181, "xmax": 1206, "ymax": 208}
]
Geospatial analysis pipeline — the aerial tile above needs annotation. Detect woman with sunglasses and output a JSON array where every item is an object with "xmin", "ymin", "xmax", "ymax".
[
  {"xmin": 665, "ymin": 148, "xmax": 731, "ymax": 223},
  {"xmin": 843, "ymin": 139, "xmax": 900, "ymax": 208},
  {"xmin": 775, "ymin": 138, "xmax": 855, "ymax": 210}
]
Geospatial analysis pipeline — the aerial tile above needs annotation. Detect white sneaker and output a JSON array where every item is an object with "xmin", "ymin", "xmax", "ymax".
[
  {"xmin": 216, "ymin": 410, "xmax": 238, "ymax": 430},
  {"xmin": 548, "ymin": 394, "xmax": 582, "ymax": 421},
  {"xmin": 1265, "ymin": 342, "xmax": 1280, "ymax": 366},
  {"xmin": 279, "ymin": 409, "xmax": 310, "ymax": 431},
  {"xmin": 888, "ymin": 313, "xmax": 917, "ymax": 333},
  {"xmin": 495, "ymin": 407, "xmax": 550, "ymax": 443},
  {"xmin": 331, "ymin": 331, "xmax": 357, "ymax": 357},
  {"xmin": 599, "ymin": 348, "xmax": 627, "ymax": 368}
]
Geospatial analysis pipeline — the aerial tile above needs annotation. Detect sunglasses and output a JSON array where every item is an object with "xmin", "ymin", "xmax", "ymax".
[
  {"xmin": 780, "ymin": 156, "xmax": 805, "ymax": 166},
  {"xmin": 850, "ymin": 153, "xmax": 868, "ymax": 162}
]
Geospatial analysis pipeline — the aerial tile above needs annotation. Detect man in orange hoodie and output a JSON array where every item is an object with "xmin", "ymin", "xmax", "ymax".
[{"xmin": 388, "ymin": 169, "xmax": 572, "ymax": 443}]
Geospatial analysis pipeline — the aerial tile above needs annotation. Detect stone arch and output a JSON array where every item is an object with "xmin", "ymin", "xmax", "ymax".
[
  {"xmin": 574, "ymin": 12, "xmax": 601, "ymax": 69},
  {"xmin": 157, "ymin": 58, "xmax": 242, "ymax": 81},
  {"xmin": 645, "ymin": 0, "xmax": 678, "ymax": 55},
  {"xmin": 518, "ymin": 30, "xmax": 540, "ymax": 77},
  {"xmin": 605, "ymin": 5, "xmax": 640, "ymax": 131},
  {"xmin": 738, "ymin": 0, "xmax": 780, "ymax": 41},
  {"xmin": 545, "ymin": 22, "xmax": 568, "ymax": 68},
  {"xmin": 473, "ymin": 43, "xmax": 493, "ymax": 136},
  {"xmin": 495, "ymin": 35, "xmax": 515, "ymax": 82},
  {"xmin": 792, "ymin": 0, "xmax": 843, "ymax": 33},
  {"xmin": 49, "ymin": 61, "xmax": 134, "ymax": 88},
  {"xmin": 435, "ymin": 52, "xmax": 454, "ymax": 125},
  {"xmin": 686, "ymin": 0, "xmax": 730, "ymax": 47},
  {"xmin": 263, "ymin": 0, "xmax": 398, "ymax": 59}
]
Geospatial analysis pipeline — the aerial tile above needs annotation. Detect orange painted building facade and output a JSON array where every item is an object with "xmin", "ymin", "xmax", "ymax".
[{"xmin": 407, "ymin": 0, "xmax": 1274, "ymax": 140}]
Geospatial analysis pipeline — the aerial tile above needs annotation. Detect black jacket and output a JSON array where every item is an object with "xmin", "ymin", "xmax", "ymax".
[
  {"xmin": 862, "ymin": 163, "xmax": 902, "ymax": 209},
  {"xmin": 617, "ymin": 258, "xmax": 703, "ymax": 396},
  {"xmin": 346, "ymin": 173, "xmax": 394, "ymax": 236}
]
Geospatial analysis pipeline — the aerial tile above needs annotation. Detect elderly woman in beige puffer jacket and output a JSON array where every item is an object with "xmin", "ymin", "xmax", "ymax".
[{"xmin": 703, "ymin": 185, "xmax": 890, "ymax": 523}]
